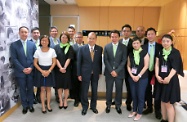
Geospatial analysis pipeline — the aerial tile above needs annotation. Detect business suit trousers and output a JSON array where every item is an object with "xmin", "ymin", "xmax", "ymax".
[
  {"xmin": 72, "ymin": 73, "xmax": 81, "ymax": 102},
  {"xmin": 16, "ymin": 76, "xmax": 34, "ymax": 109},
  {"xmin": 129, "ymin": 77, "xmax": 148, "ymax": 114},
  {"xmin": 105, "ymin": 77, "xmax": 123, "ymax": 108},
  {"xmin": 145, "ymin": 71, "xmax": 154, "ymax": 108},
  {"xmin": 125, "ymin": 76, "xmax": 132, "ymax": 105},
  {"xmin": 81, "ymin": 74, "xmax": 98, "ymax": 110}
]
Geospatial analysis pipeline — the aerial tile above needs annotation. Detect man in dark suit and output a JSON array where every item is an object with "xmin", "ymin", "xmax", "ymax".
[
  {"xmin": 77, "ymin": 32, "xmax": 103, "ymax": 115},
  {"xmin": 72, "ymin": 32, "xmax": 84, "ymax": 107},
  {"xmin": 49, "ymin": 26, "xmax": 60, "ymax": 102},
  {"xmin": 136, "ymin": 26, "xmax": 149, "ymax": 45},
  {"xmin": 10, "ymin": 26, "xmax": 36, "ymax": 114},
  {"xmin": 30, "ymin": 27, "xmax": 40, "ymax": 104},
  {"xmin": 119, "ymin": 24, "xmax": 133, "ymax": 111},
  {"xmin": 142, "ymin": 27, "xmax": 162, "ymax": 119},
  {"xmin": 104, "ymin": 30, "xmax": 127, "ymax": 114}
]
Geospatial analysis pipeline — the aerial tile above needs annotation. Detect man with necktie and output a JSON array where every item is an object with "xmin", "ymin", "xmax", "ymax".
[
  {"xmin": 142, "ymin": 27, "xmax": 162, "ymax": 119},
  {"xmin": 72, "ymin": 32, "xmax": 84, "ymax": 107},
  {"xmin": 104, "ymin": 30, "xmax": 127, "ymax": 114},
  {"xmin": 10, "ymin": 26, "xmax": 36, "ymax": 114},
  {"xmin": 118, "ymin": 24, "xmax": 133, "ymax": 111},
  {"xmin": 30, "ymin": 27, "xmax": 40, "ymax": 104},
  {"xmin": 49, "ymin": 26, "xmax": 60, "ymax": 102},
  {"xmin": 77, "ymin": 32, "xmax": 103, "ymax": 115}
]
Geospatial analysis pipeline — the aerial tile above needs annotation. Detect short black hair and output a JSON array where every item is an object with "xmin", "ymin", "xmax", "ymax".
[
  {"xmin": 39, "ymin": 35, "xmax": 50, "ymax": 47},
  {"xmin": 68, "ymin": 26, "xmax": 75, "ymax": 31},
  {"xmin": 132, "ymin": 36, "xmax": 141, "ymax": 43},
  {"xmin": 31, "ymin": 27, "xmax": 39, "ymax": 33},
  {"xmin": 146, "ymin": 27, "xmax": 157, "ymax": 35},
  {"xmin": 121, "ymin": 24, "xmax": 132, "ymax": 31},
  {"xmin": 109, "ymin": 30, "xmax": 120, "ymax": 37},
  {"xmin": 19, "ymin": 26, "xmax": 29, "ymax": 32},
  {"xmin": 50, "ymin": 26, "xmax": 58, "ymax": 32},
  {"xmin": 162, "ymin": 34, "xmax": 173, "ymax": 41}
]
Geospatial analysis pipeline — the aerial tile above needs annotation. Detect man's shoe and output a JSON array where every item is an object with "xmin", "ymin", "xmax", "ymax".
[
  {"xmin": 116, "ymin": 107, "xmax": 122, "ymax": 114},
  {"xmin": 82, "ymin": 109, "xmax": 87, "ymax": 115},
  {"xmin": 33, "ymin": 98, "xmax": 38, "ymax": 104},
  {"xmin": 22, "ymin": 108, "xmax": 28, "ymax": 114},
  {"xmin": 126, "ymin": 104, "xmax": 132, "ymax": 111},
  {"xmin": 155, "ymin": 111, "xmax": 162, "ymax": 119},
  {"xmin": 112, "ymin": 101, "xmax": 115, "ymax": 105},
  {"xmin": 90, "ymin": 108, "xmax": 98, "ymax": 114},
  {"xmin": 74, "ymin": 101, "xmax": 79, "ymax": 107},
  {"xmin": 143, "ymin": 108, "xmax": 153, "ymax": 115},
  {"xmin": 105, "ymin": 106, "xmax": 110, "ymax": 113},
  {"xmin": 29, "ymin": 107, "xmax": 35, "ymax": 113}
]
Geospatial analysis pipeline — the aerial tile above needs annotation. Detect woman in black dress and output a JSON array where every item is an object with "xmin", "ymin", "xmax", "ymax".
[
  {"xmin": 155, "ymin": 34, "xmax": 184, "ymax": 122},
  {"xmin": 54, "ymin": 31, "xmax": 74, "ymax": 109}
]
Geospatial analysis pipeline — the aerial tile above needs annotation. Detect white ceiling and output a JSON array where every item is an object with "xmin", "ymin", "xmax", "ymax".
[{"xmin": 44, "ymin": 0, "xmax": 174, "ymax": 6}]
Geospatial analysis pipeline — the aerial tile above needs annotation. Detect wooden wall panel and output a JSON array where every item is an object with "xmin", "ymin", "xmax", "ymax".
[{"xmin": 158, "ymin": 0, "xmax": 187, "ymax": 69}]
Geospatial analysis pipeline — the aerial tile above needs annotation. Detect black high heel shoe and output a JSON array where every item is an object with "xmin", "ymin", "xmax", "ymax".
[
  {"xmin": 64, "ymin": 106, "xmax": 68, "ymax": 109},
  {"xmin": 59, "ymin": 106, "xmax": 63, "ymax": 109},
  {"xmin": 42, "ymin": 110, "xmax": 47, "ymax": 114},
  {"xmin": 47, "ymin": 107, "xmax": 52, "ymax": 112}
]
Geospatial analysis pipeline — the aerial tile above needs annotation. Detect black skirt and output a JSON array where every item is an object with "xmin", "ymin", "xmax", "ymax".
[{"xmin": 34, "ymin": 65, "xmax": 55, "ymax": 87}]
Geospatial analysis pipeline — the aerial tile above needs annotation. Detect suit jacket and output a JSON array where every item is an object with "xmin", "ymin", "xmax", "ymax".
[
  {"xmin": 77, "ymin": 44, "xmax": 103, "ymax": 82},
  {"xmin": 10, "ymin": 40, "xmax": 36, "ymax": 77},
  {"xmin": 72, "ymin": 43, "xmax": 81, "ymax": 74},
  {"xmin": 119, "ymin": 38, "xmax": 133, "ymax": 55},
  {"xmin": 49, "ymin": 37, "xmax": 60, "ymax": 48},
  {"xmin": 142, "ymin": 42, "xmax": 162, "ymax": 71},
  {"xmin": 104, "ymin": 42, "xmax": 127, "ymax": 79},
  {"xmin": 142, "ymin": 38, "xmax": 149, "ymax": 45}
]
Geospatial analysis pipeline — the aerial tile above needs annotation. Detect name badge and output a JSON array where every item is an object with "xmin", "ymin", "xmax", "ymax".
[
  {"xmin": 131, "ymin": 67, "xmax": 137, "ymax": 74},
  {"xmin": 161, "ymin": 65, "xmax": 167, "ymax": 73}
]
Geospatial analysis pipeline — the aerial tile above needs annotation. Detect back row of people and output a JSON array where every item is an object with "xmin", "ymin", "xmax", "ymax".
[{"xmin": 10, "ymin": 25, "xmax": 183, "ymax": 122}]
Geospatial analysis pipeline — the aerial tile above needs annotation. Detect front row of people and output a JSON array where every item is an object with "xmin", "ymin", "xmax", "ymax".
[{"xmin": 10, "ymin": 26, "xmax": 184, "ymax": 122}]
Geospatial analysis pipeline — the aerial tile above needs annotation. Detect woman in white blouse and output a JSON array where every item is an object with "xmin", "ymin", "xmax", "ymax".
[{"xmin": 33, "ymin": 35, "xmax": 56, "ymax": 114}]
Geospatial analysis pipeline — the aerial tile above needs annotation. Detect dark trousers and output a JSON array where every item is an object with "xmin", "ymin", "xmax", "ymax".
[
  {"xmin": 16, "ymin": 76, "xmax": 33, "ymax": 109},
  {"xmin": 81, "ymin": 74, "xmax": 98, "ymax": 110},
  {"xmin": 106, "ymin": 76, "xmax": 123, "ymax": 108},
  {"xmin": 154, "ymin": 80, "xmax": 161, "ymax": 112},
  {"xmin": 125, "ymin": 77, "xmax": 132, "ymax": 105},
  {"xmin": 145, "ymin": 71, "xmax": 154, "ymax": 108},
  {"xmin": 72, "ymin": 74, "xmax": 81, "ymax": 102},
  {"xmin": 129, "ymin": 77, "xmax": 148, "ymax": 114}
]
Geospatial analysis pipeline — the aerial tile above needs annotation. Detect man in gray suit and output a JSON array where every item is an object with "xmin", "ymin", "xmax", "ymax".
[{"xmin": 104, "ymin": 30, "xmax": 127, "ymax": 114}]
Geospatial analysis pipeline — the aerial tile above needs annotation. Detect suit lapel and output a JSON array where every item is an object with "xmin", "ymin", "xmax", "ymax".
[{"xmin": 18, "ymin": 40, "xmax": 27, "ymax": 58}]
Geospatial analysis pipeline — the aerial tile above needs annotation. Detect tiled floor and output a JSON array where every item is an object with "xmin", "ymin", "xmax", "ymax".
[{"xmin": 3, "ymin": 71, "xmax": 187, "ymax": 122}]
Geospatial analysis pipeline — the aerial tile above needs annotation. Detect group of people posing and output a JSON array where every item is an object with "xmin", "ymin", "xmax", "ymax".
[{"xmin": 10, "ymin": 25, "xmax": 184, "ymax": 122}]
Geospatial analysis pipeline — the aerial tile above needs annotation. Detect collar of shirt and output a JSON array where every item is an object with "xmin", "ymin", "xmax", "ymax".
[
  {"xmin": 112, "ymin": 42, "xmax": 119, "ymax": 46},
  {"xmin": 88, "ymin": 44, "xmax": 95, "ymax": 51},
  {"xmin": 122, "ymin": 38, "xmax": 129, "ymax": 44},
  {"xmin": 21, "ymin": 39, "xmax": 27, "ymax": 44},
  {"xmin": 148, "ymin": 41, "xmax": 156, "ymax": 47}
]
